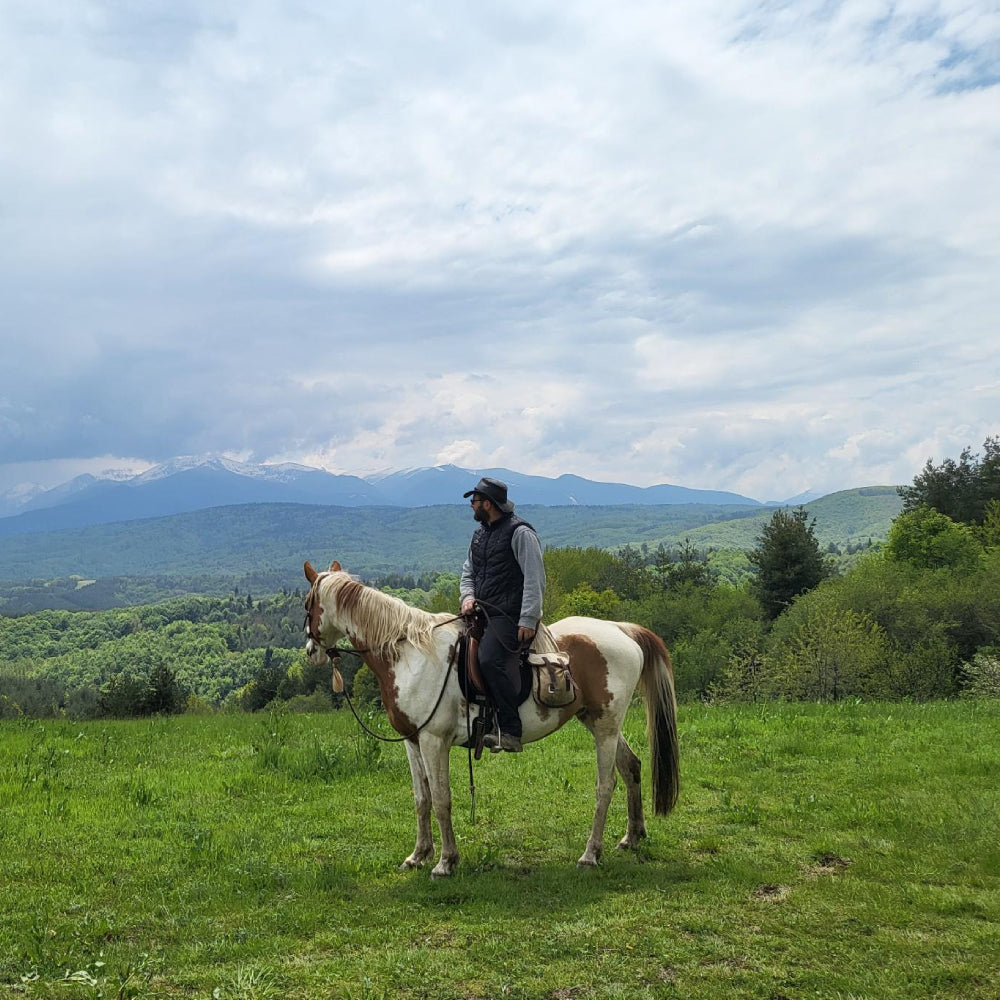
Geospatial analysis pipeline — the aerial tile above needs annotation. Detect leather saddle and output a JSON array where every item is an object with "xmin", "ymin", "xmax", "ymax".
[
  {"xmin": 455, "ymin": 618, "xmax": 577, "ymax": 757},
  {"xmin": 456, "ymin": 628, "xmax": 531, "ymax": 705}
]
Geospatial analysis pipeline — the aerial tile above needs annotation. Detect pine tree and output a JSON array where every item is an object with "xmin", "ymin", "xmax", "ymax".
[
  {"xmin": 898, "ymin": 436, "xmax": 1000, "ymax": 525},
  {"xmin": 748, "ymin": 507, "xmax": 830, "ymax": 620}
]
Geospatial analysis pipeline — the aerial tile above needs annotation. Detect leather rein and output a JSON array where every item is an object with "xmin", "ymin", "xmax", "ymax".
[
  {"xmin": 330, "ymin": 640, "xmax": 459, "ymax": 744},
  {"xmin": 303, "ymin": 579, "xmax": 464, "ymax": 744}
]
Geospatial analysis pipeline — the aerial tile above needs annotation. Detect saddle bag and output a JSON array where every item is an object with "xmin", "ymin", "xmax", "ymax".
[{"xmin": 527, "ymin": 651, "xmax": 577, "ymax": 708}]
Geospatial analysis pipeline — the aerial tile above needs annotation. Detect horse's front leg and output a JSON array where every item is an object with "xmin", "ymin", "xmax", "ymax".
[
  {"xmin": 401, "ymin": 739, "xmax": 435, "ymax": 870},
  {"xmin": 579, "ymin": 730, "xmax": 618, "ymax": 868},
  {"xmin": 419, "ymin": 734, "xmax": 459, "ymax": 878}
]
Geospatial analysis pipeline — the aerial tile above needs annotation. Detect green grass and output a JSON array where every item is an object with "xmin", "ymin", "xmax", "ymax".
[{"xmin": 1, "ymin": 701, "xmax": 998, "ymax": 999}]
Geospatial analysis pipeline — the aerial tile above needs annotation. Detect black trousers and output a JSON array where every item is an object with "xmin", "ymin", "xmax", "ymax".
[{"xmin": 478, "ymin": 615, "xmax": 523, "ymax": 737}]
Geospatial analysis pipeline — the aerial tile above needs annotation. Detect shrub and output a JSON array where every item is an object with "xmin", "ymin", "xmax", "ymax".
[
  {"xmin": 185, "ymin": 694, "xmax": 215, "ymax": 715},
  {"xmin": 961, "ymin": 651, "xmax": 1000, "ymax": 698},
  {"xmin": 672, "ymin": 631, "xmax": 730, "ymax": 700},
  {"xmin": 97, "ymin": 673, "xmax": 154, "ymax": 718},
  {"xmin": 0, "ymin": 673, "xmax": 70, "ymax": 719},
  {"xmin": 352, "ymin": 665, "xmax": 382, "ymax": 710},
  {"xmin": 885, "ymin": 506, "xmax": 981, "ymax": 571},
  {"xmin": 882, "ymin": 633, "xmax": 958, "ymax": 701},
  {"xmin": 147, "ymin": 663, "xmax": 188, "ymax": 714},
  {"xmin": 765, "ymin": 605, "xmax": 893, "ymax": 701},
  {"xmin": 240, "ymin": 651, "xmax": 288, "ymax": 712},
  {"xmin": 555, "ymin": 583, "xmax": 621, "ymax": 621},
  {"xmin": 96, "ymin": 665, "xmax": 188, "ymax": 718},
  {"xmin": 284, "ymin": 690, "xmax": 336, "ymax": 713},
  {"xmin": 675, "ymin": 617, "xmax": 764, "ymax": 701},
  {"xmin": 709, "ymin": 624, "xmax": 768, "ymax": 703}
]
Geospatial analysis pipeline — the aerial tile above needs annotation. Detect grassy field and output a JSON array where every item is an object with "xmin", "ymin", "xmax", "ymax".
[{"xmin": 1, "ymin": 700, "xmax": 998, "ymax": 999}]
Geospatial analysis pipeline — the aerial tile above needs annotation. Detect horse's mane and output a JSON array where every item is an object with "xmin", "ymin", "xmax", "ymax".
[{"xmin": 322, "ymin": 572, "xmax": 456, "ymax": 661}]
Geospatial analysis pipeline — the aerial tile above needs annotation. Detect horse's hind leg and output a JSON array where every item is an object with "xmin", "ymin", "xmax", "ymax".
[
  {"xmin": 401, "ymin": 740, "xmax": 435, "ymax": 870},
  {"xmin": 615, "ymin": 735, "xmax": 647, "ymax": 850},
  {"xmin": 578, "ymin": 729, "xmax": 618, "ymax": 868}
]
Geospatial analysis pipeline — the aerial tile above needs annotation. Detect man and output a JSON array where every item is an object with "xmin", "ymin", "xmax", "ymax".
[{"xmin": 460, "ymin": 476, "xmax": 545, "ymax": 753}]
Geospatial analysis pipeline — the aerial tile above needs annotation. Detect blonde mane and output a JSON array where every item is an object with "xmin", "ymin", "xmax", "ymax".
[{"xmin": 321, "ymin": 572, "xmax": 456, "ymax": 662}]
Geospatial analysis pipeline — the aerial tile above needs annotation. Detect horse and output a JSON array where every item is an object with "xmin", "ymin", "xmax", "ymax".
[{"xmin": 303, "ymin": 559, "xmax": 679, "ymax": 877}]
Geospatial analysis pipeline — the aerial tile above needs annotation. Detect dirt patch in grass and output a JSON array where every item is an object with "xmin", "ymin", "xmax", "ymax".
[
  {"xmin": 753, "ymin": 883, "xmax": 791, "ymax": 903},
  {"xmin": 806, "ymin": 852, "xmax": 853, "ymax": 876}
]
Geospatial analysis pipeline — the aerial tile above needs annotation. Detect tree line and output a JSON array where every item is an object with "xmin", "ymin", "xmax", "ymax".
[{"xmin": 1, "ymin": 438, "xmax": 998, "ymax": 718}]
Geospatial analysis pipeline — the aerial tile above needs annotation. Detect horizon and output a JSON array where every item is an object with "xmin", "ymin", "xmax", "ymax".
[{"xmin": 0, "ymin": 453, "xmax": 899, "ymax": 511}]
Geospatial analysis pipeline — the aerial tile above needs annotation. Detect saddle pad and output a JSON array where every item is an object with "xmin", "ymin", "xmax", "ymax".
[{"xmin": 527, "ymin": 651, "xmax": 577, "ymax": 708}]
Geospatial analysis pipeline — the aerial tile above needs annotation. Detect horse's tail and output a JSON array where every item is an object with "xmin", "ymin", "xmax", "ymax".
[{"xmin": 618, "ymin": 623, "xmax": 680, "ymax": 816}]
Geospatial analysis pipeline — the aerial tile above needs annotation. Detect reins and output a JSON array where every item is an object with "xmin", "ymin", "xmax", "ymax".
[
  {"xmin": 304, "ymin": 573, "xmax": 490, "ymax": 821},
  {"xmin": 331, "ymin": 635, "xmax": 459, "ymax": 744},
  {"xmin": 466, "ymin": 598, "xmax": 526, "ymax": 653},
  {"xmin": 304, "ymin": 581, "xmax": 465, "ymax": 744},
  {"xmin": 319, "ymin": 614, "xmax": 480, "ymax": 821}
]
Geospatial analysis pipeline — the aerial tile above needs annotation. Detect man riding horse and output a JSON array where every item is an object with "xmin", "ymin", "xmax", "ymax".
[{"xmin": 459, "ymin": 477, "xmax": 545, "ymax": 753}]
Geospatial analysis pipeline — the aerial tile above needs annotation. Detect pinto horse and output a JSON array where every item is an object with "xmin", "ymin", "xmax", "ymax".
[{"xmin": 304, "ymin": 560, "xmax": 679, "ymax": 877}]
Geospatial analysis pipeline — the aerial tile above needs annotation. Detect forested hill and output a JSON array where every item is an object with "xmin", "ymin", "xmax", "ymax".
[{"xmin": 0, "ymin": 488, "xmax": 900, "ymax": 594}]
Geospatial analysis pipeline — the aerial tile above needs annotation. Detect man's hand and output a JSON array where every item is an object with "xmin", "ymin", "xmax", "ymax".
[
  {"xmin": 518, "ymin": 626, "xmax": 536, "ymax": 647},
  {"xmin": 461, "ymin": 596, "xmax": 476, "ymax": 616}
]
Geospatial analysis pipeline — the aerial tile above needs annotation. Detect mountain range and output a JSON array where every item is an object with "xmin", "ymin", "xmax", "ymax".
[
  {"xmin": 0, "ymin": 487, "xmax": 903, "ymax": 607},
  {"xmin": 0, "ymin": 457, "xmax": 777, "ymax": 538}
]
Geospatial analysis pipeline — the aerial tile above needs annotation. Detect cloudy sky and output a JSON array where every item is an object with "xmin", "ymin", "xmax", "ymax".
[{"xmin": 1, "ymin": 1, "xmax": 997, "ymax": 502}]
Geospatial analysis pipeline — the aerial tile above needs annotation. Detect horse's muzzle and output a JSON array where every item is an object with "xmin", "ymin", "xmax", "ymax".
[{"xmin": 305, "ymin": 638, "xmax": 328, "ymax": 665}]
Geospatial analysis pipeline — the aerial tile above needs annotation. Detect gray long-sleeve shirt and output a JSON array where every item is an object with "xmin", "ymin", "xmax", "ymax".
[{"xmin": 460, "ymin": 524, "xmax": 546, "ymax": 628}]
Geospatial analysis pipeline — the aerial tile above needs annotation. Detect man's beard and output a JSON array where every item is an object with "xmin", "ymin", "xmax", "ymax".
[{"xmin": 473, "ymin": 506, "xmax": 489, "ymax": 524}]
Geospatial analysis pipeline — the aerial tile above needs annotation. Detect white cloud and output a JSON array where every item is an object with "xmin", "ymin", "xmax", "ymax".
[{"xmin": 0, "ymin": 0, "xmax": 998, "ymax": 500}]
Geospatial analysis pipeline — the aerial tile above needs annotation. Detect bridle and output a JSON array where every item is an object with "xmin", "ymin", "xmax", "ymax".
[
  {"xmin": 302, "ymin": 573, "xmax": 464, "ymax": 743},
  {"xmin": 303, "ymin": 575, "xmax": 349, "ymax": 661}
]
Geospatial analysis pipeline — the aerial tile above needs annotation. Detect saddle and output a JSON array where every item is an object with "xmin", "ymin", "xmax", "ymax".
[{"xmin": 457, "ymin": 618, "xmax": 577, "ymax": 758}]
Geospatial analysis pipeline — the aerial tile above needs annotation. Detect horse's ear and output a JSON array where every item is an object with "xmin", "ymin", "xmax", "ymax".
[
  {"xmin": 304, "ymin": 561, "xmax": 318, "ymax": 584},
  {"xmin": 330, "ymin": 560, "xmax": 342, "ymax": 572}
]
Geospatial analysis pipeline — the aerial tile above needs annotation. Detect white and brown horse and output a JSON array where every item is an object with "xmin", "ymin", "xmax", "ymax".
[{"xmin": 304, "ymin": 560, "xmax": 679, "ymax": 877}]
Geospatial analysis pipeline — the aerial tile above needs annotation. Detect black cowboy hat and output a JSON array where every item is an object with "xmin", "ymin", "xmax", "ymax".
[{"xmin": 462, "ymin": 476, "xmax": 515, "ymax": 513}]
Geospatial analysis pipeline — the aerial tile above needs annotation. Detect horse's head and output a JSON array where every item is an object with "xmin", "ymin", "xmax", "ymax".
[{"xmin": 303, "ymin": 559, "xmax": 346, "ymax": 667}]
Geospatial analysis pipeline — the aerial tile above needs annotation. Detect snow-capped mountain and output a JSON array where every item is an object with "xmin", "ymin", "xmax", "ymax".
[{"xmin": 0, "ymin": 456, "xmax": 767, "ymax": 538}]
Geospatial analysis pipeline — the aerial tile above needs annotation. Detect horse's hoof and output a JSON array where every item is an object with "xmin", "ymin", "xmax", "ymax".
[
  {"xmin": 577, "ymin": 856, "xmax": 599, "ymax": 869},
  {"xmin": 401, "ymin": 847, "xmax": 434, "ymax": 870},
  {"xmin": 430, "ymin": 855, "xmax": 458, "ymax": 878},
  {"xmin": 617, "ymin": 832, "xmax": 646, "ymax": 851}
]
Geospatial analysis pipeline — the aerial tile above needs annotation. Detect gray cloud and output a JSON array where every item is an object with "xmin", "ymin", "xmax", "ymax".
[{"xmin": 1, "ymin": 0, "xmax": 998, "ymax": 500}]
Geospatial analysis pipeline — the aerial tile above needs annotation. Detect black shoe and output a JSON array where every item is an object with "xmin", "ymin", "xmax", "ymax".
[{"xmin": 483, "ymin": 732, "xmax": 523, "ymax": 753}]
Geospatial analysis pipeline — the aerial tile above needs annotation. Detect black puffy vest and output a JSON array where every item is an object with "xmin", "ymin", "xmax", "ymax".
[{"xmin": 469, "ymin": 513, "xmax": 535, "ymax": 619}]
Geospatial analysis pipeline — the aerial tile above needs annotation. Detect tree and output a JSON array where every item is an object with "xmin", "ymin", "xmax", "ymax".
[
  {"xmin": 146, "ymin": 663, "xmax": 187, "ymax": 715},
  {"xmin": 352, "ymin": 664, "xmax": 382, "ymax": 710},
  {"xmin": 652, "ymin": 539, "xmax": 714, "ymax": 591},
  {"xmin": 97, "ymin": 674, "xmax": 152, "ymax": 718},
  {"xmin": 899, "ymin": 436, "xmax": 1000, "ymax": 525},
  {"xmin": 766, "ymin": 605, "xmax": 892, "ymax": 701},
  {"xmin": 976, "ymin": 500, "xmax": 1000, "ymax": 548},
  {"xmin": 885, "ymin": 506, "xmax": 980, "ymax": 571},
  {"xmin": 555, "ymin": 583, "xmax": 621, "ymax": 620},
  {"xmin": 748, "ymin": 507, "xmax": 830, "ymax": 619},
  {"xmin": 594, "ymin": 545, "xmax": 653, "ymax": 601}
]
